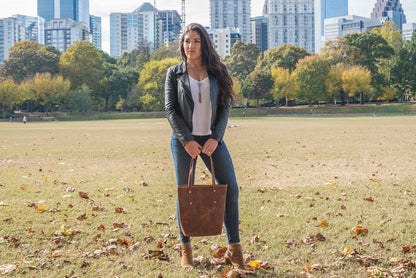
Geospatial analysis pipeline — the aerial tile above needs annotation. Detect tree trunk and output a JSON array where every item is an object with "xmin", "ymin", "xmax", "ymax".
[{"xmin": 2, "ymin": 106, "xmax": 5, "ymax": 120}]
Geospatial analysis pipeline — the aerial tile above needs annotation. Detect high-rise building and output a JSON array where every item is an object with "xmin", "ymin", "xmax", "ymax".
[
  {"xmin": 155, "ymin": 9, "xmax": 181, "ymax": 48},
  {"xmin": 267, "ymin": 0, "xmax": 315, "ymax": 53},
  {"xmin": 250, "ymin": 16, "xmax": 268, "ymax": 52},
  {"xmin": 371, "ymin": 0, "xmax": 406, "ymax": 30},
  {"xmin": 314, "ymin": 0, "xmax": 348, "ymax": 52},
  {"xmin": 320, "ymin": 0, "xmax": 348, "ymax": 36},
  {"xmin": 110, "ymin": 2, "xmax": 181, "ymax": 57},
  {"xmin": 210, "ymin": 0, "xmax": 251, "ymax": 43},
  {"xmin": 90, "ymin": 15, "xmax": 101, "ymax": 50},
  {"xmin": 208, "ymin": 27, "xmax": 241, "ymax": 58},
  {"xmin": 0, "ymin": 18, "xmax": 26, "ymax": 63},
  {"xmin": 12, "ymin": 15, "xmax": 46, "ymax": 45},
  {"xmin": 38, "ymin": 0, "xmax": 90, "ymax": 26},
  {"xmin": 44, "ymin": 18, "xmax": 90, "ymax": 52},
  {"xmin": 403, "ymin": 23, "xmax": 416, "ymax": 40}
]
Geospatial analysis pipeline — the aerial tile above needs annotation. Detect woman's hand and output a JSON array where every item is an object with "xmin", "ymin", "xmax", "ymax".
[
  {"xmin": 202, "ymin": 139, "xmax": 218, "ymax": 156},
  {"xmin": 184, "ymin": 140, "xmax": 202, "ymax": 159}
]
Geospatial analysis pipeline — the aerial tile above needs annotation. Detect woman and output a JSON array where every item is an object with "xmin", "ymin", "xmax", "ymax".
[{"xmin": 165, "ymin": 23, "xmax": 245, "ymax": 270}]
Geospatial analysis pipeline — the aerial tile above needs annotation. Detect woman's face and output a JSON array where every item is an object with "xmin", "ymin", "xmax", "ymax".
[{"xmin": 183, "ymin": 30, "xmax": 202, "ymax": 62}]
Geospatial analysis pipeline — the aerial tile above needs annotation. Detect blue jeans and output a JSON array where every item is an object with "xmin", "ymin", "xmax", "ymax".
[{"xmin": 170, "ymin": 133, "xmax": 240, "ymax": 244}]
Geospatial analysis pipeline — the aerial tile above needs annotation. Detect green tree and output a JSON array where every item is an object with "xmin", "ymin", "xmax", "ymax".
[
  {"xmin": 271, "ymin": 67, "xmax": 296, "ymax": 106},
  {"xmin": 0, "ymin": 79, "xmax": 19, "ymax": 119},
  {"xmin": 242, "ymin": 70, "xmax": 274, "ymax": 107},
  {"xmin": 344, "ymin": 32, "xmax": 394, "ymax": 90},
  {"xmin": 223, "ymin": 41, "xmax": 260, "ymax": 83},
  {"xmin": 67, "ymin": 84, "xmax": 92, "ymax": 113},
  {"xmin": 137, "ymin": 58, "xmax": 180, "ymax": 111},
  {"xmin": 59, "ymin": 41, "xmax": 105, "ymax": 108},
  {"xmin": 255, "ymin": 44, "xmax": 310, "ymax": 73},
  {"xmin": 294, "ymin": 55, "xmax": 331, "ymax": 105},
  {"xmin": 371, "ymin": 21, "xmax": 405, "ymax": 92},
  {"xmin": 0, "ymin": 41, "xmax": 59, "ymax": 83},
  {"xmin": 391, "ymin": 32, "xmax": 416, "ymax": 99},
  {"xmin": 150, "ymin": 42, "xmax": 180, "ymax": 61}
]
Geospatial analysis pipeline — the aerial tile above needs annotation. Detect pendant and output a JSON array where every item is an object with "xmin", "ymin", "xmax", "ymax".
[{"xmin": 198, "ymin": 82, "xmax": 202, "ymax": 103}]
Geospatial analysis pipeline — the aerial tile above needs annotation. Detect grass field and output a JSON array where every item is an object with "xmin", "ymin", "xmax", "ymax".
[{"xmin": 1, "ymin": 117, "xmax": 416, "ymax": 277}]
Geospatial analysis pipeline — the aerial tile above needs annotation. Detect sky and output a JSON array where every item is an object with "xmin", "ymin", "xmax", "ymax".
[{"xmin": 1, "ymin": 0, "xmax": 416, "ymax": 54}]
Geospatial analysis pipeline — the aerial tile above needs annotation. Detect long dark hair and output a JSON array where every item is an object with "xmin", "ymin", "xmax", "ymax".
[{"xmin": 179, "ymin": 23, "xmax": 235, "ymax": 105}]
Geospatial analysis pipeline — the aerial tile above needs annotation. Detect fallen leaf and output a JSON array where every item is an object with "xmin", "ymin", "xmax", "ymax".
[
  {"xmin": 320, "ymin": 221, "xmax": 328, "ymax": 228},
  {"xmin": 213, "ymin": 247, "xmax": 228, "ymax": 258},
  {"xmin": 78, "ymin": 191, "xmax": 89, "ymax": 199},
  {"xmin": 352, "ymin": 226, "xmax": 368, "ymax": 235},
  {"xmin": 0, "ymin": 264, "xmax": 18, "ymax": 275},
  {"xmin": 115, "ymin": 207, "xmax": 125, "ymax": 213}
]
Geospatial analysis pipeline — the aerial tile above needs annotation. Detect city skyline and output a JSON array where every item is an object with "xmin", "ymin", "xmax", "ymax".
[{"xmin": 1, "ymin": 0, "xmax": 416, "ymax": 54}]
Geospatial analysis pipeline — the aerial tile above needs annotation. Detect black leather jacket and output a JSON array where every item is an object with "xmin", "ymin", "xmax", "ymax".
[{"xmin": 165, "ymin": 62, "xmax": 230, "ymax": 146}]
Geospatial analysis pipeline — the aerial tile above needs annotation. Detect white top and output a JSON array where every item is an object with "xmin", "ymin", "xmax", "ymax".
[{"xmin": 189, "ymin": 75, "xmax": 212, "ymax": 136}]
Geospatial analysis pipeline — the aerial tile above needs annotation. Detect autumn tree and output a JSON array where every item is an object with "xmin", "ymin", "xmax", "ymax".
[
  {"xmin": 255, "ymin": 44, "xmax": 310, "ymax": 73},
  {"xmin": 242, "ymin": 70, "xmax": 274, "ymax": 107},
  {"xmin": 223, "ymin": 40, "xmax": 260, "ymax": 83},
  {"xmin": 325, "ymin": 63, "xmax": 348, "ymax": 105},
  {"xmin": 341, "ymin": 66, "xmax": 372, "ymax": 104},
  {"xmin": 20, "ymin": 73, "xmax": 71, "ymax": 113},
  {"xmin": 137, "ymin": 58, "xmax": 180, "ymax": 111},
  {"xmin": 271, "ymin": 67, "xmax": 296, "ymax": 106},
  {"xmin": 67, "ymin": 84, "xmax": 92, "ymax": 113},
  {"xmin": 0, "ymin": 79, "xmax": 19, "ymax": 119},
  {"xmin": 294, "ymin": 55, "xmax": 331, "ymax": 105},
  {"xmin": 0, "ymin": 41, "xmax": 59, "ymax": 83}
]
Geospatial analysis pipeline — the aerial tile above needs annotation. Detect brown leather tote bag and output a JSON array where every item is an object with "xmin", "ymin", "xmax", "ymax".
[{"xmin": 177, "ymin": 156, "xmax": 228, "ymax": 237}]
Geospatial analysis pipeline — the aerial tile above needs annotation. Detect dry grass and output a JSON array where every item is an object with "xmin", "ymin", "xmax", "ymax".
[{"xmin": 1, "ymin": 117, "xmax": 416, "ymax": 277}]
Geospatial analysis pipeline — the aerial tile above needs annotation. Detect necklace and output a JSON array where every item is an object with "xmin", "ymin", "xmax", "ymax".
[{"xmin": 187, "ymin": 63, "xmax": 207, "ymax": 103}]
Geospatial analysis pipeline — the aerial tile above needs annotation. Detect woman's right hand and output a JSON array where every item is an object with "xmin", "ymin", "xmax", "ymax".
[{"xmin": 184, "ymin": 140, "xmax": 202, "ymax": 159}]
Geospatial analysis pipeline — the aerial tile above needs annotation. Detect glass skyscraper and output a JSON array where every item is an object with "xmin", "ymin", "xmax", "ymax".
[
  {"xmin": 37, "ymin": 0, "xmax": 90, "ymax": 26},
  {"xmin": 371, "ymin": 0, "xmax": 406, "ymax": 30},
  {"xmin": 321, "ymin": 0, "xmax": 348, "ymax": 35}
]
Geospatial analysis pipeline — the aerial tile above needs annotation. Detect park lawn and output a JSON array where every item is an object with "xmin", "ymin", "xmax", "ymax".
[{"xmin": 1, "ymin": 117, "xmax": 416, "ymax": 277}]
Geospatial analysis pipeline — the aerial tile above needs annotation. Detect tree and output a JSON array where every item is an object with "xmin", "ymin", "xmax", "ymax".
[
  {"xmin": 59, "ymin": 41, "xmax": 105, "ymax": 108},
  {"xmin": 391, "ymin": 31, "xmax": 416, "ymax": 100},
  {"xmin": 223, "ymin": 41, "xmax": 260, "ymax": 83},
  {"xmin": 20, "ymin": 73, "xmax": 71, "ymax": 113},
  {"xmin": 294, "ymin": 55, "xmax": 331, "ymax": 105},
  {"xmin": 341, "ymin": 66, "xmax": 372, "ymax": 104},
  {"xmin": 325, "ymin": 63, "xmax": 348, "ymax": 105},
  {"xmin": 371, "ymin": 21, "xmax": 405, "ymax": 93},
  {"xmin": 106, "ymin": 65, "xmax": 140, "ymax": 111},
  {"xmin": 255, "ymin": 44, "xmax": 310, "ymax": 73},
  {"xmin": 231, "ymin": 76, "xmax": 244, "ymax": 106},
  {"xmin": 137, "ymin": 58, "xmax": 180, "ymax": 111},
  {"xmin": 150, "ymin": 42, "xmax": 180, "ymax": 61},
  {"xmin": 271, "ymin": 67, "xmax": 296, "ymax": 106},
  {"xmin": 67, "ymin": 84, "xmax": 92, "ymax": 113},
  {"xmin": 0, "ymin": 41, "xmax": 59, "ymax": 83},
  {"xmin": 242, "ymin": 70, "xmax": 274, "ymax": 107},
  {"xmin": 0, "ymin": 79, "xmax": 19, "ymax": 119},
  {"xmin": 344, "ymin": 32, "xmax": 394, "ymax": 90}
]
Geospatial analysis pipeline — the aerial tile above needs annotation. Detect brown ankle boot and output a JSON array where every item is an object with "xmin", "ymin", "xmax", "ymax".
[
  {"xmin": 181, "ymin": 242, "xmax": 194, "ymax": 269},
  {"xmin": 224, "ymin": 243, "xmax": 246, "ymax": 270}
]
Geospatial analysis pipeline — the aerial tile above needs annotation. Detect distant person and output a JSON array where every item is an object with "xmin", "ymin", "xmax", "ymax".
[
  {"xmin": 9, "ymin": 116, "xmax": 13, "ymax": 122},
  {"xmin": 23, "ymin": 116, "xmax": 27, "ymax": 124},
  {"xmin": 243, "ymin": 111, "xmax": 246, "ymax": 118},
  {"xmin": 165, "ymin": 23, "xmax": 245, "ymax": 270}
]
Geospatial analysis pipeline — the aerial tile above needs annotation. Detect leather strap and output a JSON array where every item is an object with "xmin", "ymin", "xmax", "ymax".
[{"xmin": 186, "ymin": 156, "xmax": 218, "ymax": 205}]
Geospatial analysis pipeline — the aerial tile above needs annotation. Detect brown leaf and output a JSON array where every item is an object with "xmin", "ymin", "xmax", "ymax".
[
  {"xmin": 364, "ymin": 197, "xmax": 374, "ymax": 202},
  {"xmin": 115, "ymin": 207, "xmax": 125, "ymax": 213},
  {"xmin": 78, "ymin": 191, "xmax": 89, "ymax": 199},
  {"xmin": 213, "ymin": 247, "xmax": 228, "ymax": 258},
  {"xmin": 352, "ymin": 226, "xmax": 368, "ymax": 235},
  {"xmin": 77, "ymin": 213, "xmax": 87, "ymax": 221}
]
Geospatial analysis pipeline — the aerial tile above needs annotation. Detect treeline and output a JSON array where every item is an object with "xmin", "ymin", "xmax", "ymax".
[
  {"xmin": 1, "ymin": 22, "xmax": 416, "ymax": 119},
  {"xmin": 226, "ymin": 21, "xmax": 416, "ymax": 107}
]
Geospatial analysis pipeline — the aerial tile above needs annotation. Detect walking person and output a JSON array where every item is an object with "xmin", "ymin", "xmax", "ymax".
[
  {"xmin": 165, "ymin": 23, "xmax": 245, "ymax": 270},
  {"xmin": 23, "ymin": 116, "xmax": 27, "ymax": 124}
]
